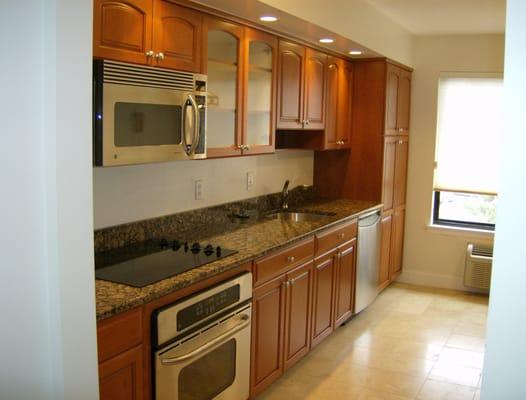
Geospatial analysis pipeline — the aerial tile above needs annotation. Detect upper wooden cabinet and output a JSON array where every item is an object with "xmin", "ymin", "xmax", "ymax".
[
  {"xmin": 205, "ymin": 19, "xmax": 277, "ymax": 158},
  {"xmin": 382, "ymin": 136, "xmax": 409, "ymax": 213},
  {"xmin": 324, "ymin": 57, "xmax": 353, "ymax": 150},
  {"xmin": 276, "ymin": 41, "xmax": 327, "ymax": 130},
  {"xmin": 385, "ymin": 64, "xmax": 411, "ymax": 135},
  {"xmin": 152, "ymin": 0, "xmax": 202, "ymax": 71},
  {"xmin": 93, "ymin": 0, "xmax": 202, "ymax": 72}
]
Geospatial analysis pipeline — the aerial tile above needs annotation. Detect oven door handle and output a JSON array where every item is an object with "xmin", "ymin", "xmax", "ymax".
[
  {"xmin": 182, "ymin": 94, "xmax": 200, "ymax": 156},
  {"xmin": 160, "ymin": 313, "xmax": 250, "ymax": 366}
]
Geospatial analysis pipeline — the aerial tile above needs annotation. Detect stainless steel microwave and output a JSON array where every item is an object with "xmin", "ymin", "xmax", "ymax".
[{"xmin": 93, "ymin": 60, "xmax": 207, "ymax": 166}]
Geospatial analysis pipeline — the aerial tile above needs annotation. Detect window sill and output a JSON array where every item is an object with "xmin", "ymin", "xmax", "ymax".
[{"xmin": 426, "ymin": 223, "xmax": 495, "ymax": 239}]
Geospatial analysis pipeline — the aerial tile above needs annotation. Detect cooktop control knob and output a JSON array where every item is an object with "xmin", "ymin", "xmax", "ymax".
[
  {"xmin": 184, "ymin": 242, "xmax": 189, "ymax": 252},
  {"xmin": 216, "ymin": 246, "xmax": 222, "ymax": 257},
  {"xmin": 204, "ymin": 244, "xmax": 214, "ymax": 256},
  {"xmin": 160, "ymin": 238, "xmax": 169, "ymax": 248},
  {"xmin": 172, "ymin": 240, "xmax": 181, "ymax": 251},
  {"xmin": 191, "ymin": 242, "xmax": 201, "ymax": 253}
]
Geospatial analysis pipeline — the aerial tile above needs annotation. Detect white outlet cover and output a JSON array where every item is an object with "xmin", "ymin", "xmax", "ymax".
[
  {"xmin": 247, "ymin": 171, "xmax": 255, "ymax": 190},
  {"xmin": 194, "ymin": 179, "xmax": 203, "ymax": 200}
]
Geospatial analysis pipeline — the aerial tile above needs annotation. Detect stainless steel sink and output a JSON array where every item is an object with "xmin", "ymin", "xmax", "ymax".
[{"xmin": 265, "ymin": 211, "xmax": 335, "ymax": 223}]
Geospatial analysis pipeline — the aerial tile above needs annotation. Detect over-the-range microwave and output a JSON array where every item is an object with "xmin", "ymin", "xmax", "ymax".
[{"xmin": 93, "ymin": 60, "xmax": 207, "ymax": 167}]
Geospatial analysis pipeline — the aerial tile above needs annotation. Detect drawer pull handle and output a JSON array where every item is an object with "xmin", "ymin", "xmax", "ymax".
[
  {"xmin": 338, "ymin": 233, "xmax": 345, "ymax": 239},
  {"xmin": 287, "ymin": 256, "xmax": 295, "ymax": 263}
]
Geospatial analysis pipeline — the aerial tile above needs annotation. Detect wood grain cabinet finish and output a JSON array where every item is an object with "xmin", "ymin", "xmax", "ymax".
[
  {"xmin": 311, "ymin": 252, "xmax": 336, "ymax": 347},
  {"xmin": 99, "ymin": 345, "xmax": 144, "ymax": 400},
  {"xmin": 304, "ymin": 48, "xmax": 327, "ymax": 130},
  {"xmin": 385, "ymin": 63, "xmax": 411, "ymax": 136},
  {"xmin": 382, "ymin": 136, "xmax": 408, "ymax": 213},
  {"xmin": 276, "ymin": 41, "xmax": 306, "ymax": 129},
  {"xmin": 390, "ymin": 206, "xmax": 406, "ymax": 279},
  {"xmin": 333, "ymin": 238, "xmax": 357, "ymax": 328},
  {"xmin": 324, "ymin": 57, "xmax": 352, "ymax": 149},
  {"xmin": 94, "ymin": 0, "xmax": 203, "ymax": 72},
  {"xmin": 378, "ymin": 212, "xmax": 393, "ymax": 290},
  {"xmin": 94, "ymin": 0, "xmax": 153, "ymax": 64},
  {"xmin": 152, "ymin": 1, "xmax": 202, "ymax": 71}
]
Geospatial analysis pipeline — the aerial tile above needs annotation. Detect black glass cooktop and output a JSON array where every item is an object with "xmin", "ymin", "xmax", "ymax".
[{"xmin": 95, "ymin": 240, "xmax": 237, "ymax": 288}]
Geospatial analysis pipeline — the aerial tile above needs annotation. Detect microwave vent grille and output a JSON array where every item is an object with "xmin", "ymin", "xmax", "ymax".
[{"xmin": 103, "ymin": 60, "xmax": 194, "ymax": 91}]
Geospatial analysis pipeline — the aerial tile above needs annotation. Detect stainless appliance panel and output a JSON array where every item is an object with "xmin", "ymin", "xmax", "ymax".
[{"xmin": 355, "ymin": 210, "xmax": 381, "ymax": 313}]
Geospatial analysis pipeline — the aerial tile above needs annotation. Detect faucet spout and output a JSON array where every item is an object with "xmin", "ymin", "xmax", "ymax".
[{"xmin": 281, "ymin": 180, "xmax": 290, "ymax": 210}]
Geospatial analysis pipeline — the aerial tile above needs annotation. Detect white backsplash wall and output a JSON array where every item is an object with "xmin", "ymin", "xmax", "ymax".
[{"xmin": 93, "ymin": 149, "xmax": 314, "ymax": 229}]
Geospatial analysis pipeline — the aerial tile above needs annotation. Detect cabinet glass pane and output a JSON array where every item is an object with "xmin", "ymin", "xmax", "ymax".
[
  {"xmin": 207, "ymin": 30, "xmax": 238, "ymax": 148},
  {"xmin": 247, "ymin": 41, "xmax": 272, "ymax": 146}
]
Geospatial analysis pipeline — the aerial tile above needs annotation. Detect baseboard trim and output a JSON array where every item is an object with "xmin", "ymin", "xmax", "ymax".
[{"xmin": 396, "ymin": 269, "xmax": 483, "ymax": 292}]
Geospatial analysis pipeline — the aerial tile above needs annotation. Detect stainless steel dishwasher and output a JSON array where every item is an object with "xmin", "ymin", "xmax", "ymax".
[{"xmin": 355, "ymin": 209, "xmax": 382, "ymax": 313}]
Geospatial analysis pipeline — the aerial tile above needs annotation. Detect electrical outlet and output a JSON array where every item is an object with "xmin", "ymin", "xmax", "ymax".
[
  {"xmin": 247, "ymin": 171, "xmax": 255, "ymax": 190},
  {"xmin": 194, "ymin": 179, "xmax": 203, "ymax": 200}
]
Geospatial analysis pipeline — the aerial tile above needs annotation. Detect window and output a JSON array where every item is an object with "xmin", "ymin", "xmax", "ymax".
[{"xmin": 433, "ymin": 74, "xmax": 503, "ymax": 230}]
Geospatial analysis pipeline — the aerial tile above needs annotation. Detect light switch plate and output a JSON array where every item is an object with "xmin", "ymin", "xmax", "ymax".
[
  {"xmin": 247, "ymin": 171, "xmax": 255, "ymax": 190},
  {"xmin": 194, "ymin": 179, "xmax": 203, "ymax": 200}
]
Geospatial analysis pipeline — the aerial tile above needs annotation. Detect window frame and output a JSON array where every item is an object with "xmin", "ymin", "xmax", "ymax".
[{"xmin": 432, "ymin": 190, "xmax": 496, "ymax": 231}]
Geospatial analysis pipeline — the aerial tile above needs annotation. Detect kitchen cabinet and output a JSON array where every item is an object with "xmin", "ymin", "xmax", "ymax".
[
  {"xmin": 390, "ymin": 206, "xmax": 406, "ymax": 279},
  {"xmin": 205, "ymin": 19, "xmax": 277, "ymax": 158},
  {"xmin": 385, "ymin": 64, "xmax": 411, "ymax": 136},
  {"xmin": 276, "ymin": 41, "xmax": 327, "ymax": 130},
  {"xmin": 93, "ymin": 0, "xmax": 202, "ymax": 72},
  {"xmin": 378, "ymin": 213, "xmax": 393, "ymax": 290},
  {"xmin": 333, "ymin": 238, "xmax": 356, "ymax": 328},
  {"xmin": 382, "ymin": 136, "xmax": 409, "ymax": 212},
  {"xmin": 97, "ymin": 307, "xmax": 144, "ymax": 400},
  {"xmin": 324, "ymin": 57, "xmax": 353, "ymax": 150},
  {"xmin": 251, "ymin": 238, "xmax": 314, "ymax": 397}
]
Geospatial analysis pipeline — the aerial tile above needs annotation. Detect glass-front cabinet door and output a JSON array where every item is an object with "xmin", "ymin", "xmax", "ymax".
[
  {"xmin": 242, "ymin": 28, "xmax": 277, "ymax": 155},
  {"xmin": 205, "ymin": 18, "xmax": 244, "ymax": 157}
]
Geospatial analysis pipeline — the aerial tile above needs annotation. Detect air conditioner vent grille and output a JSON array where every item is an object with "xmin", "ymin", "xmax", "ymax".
[
  {"xmin": 471, "ymin": 244, "xmax": 493, "ymax": 258},
  {"xmin": 464, "ymin": 242, "xmax": 493, "ymax": 291}
]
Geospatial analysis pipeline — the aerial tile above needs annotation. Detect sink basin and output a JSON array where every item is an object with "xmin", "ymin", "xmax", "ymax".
[{"xmin": 265, "ymin": 211, "xmax": 335, "ymax": 223}]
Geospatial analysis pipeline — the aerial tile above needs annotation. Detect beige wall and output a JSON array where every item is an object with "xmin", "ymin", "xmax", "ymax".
[
  {"xmin": 400, "ymin": 34, "xmax": 505, "ymax": 290},
  {"xmin": 93, "ymin": 150, "xmax": 313, "ymax": 228},
  {"xmin": 260, "ymin": 0, "xmax": 414, "ymax": 66}
]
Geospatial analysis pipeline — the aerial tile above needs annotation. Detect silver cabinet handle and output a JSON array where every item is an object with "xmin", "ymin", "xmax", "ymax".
[
  {"xmin": 287, "ymin": 256, "xmax": 295, "ymax": 263},
  {"xmin": 398, "ymin": 140, "xmax": 403, "ymax": 144},
  {"xmin": 156, "ymin": 52, "xmax": 165, "ymax": 61},
  {"xmin": 160, "ymin": 313, "xmax": 250, "ymax": 365},
  {"xmin": 244, "ymin": 144, "xmax": 250, "ymax": 151},
  {"xmin": 182, "ymin": 94, "xmax": 200, "ymax": 156},
  {"xmin": 145, "ymin": 50, "xmax": 155, "ymax": 58}
]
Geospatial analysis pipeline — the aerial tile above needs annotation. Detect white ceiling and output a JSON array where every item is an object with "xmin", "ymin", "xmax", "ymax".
[{"xmin": 365, "ymin": 0, "xmax": 506, "ymax": 35}]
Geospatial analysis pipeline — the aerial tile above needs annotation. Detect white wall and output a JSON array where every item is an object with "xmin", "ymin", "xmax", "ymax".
[
  {"xmin": 260, "ymin": 0, "xmax": 414, "ymax": 66},
  {"xmin": 482, "ymin": 1, "xmax": 526, "ymax": 397},
  {"xmin": 94, "ymin": 150, "xmax": 313, "ymax": 228},
  {"xmin": 0, "ymin": 1, "xmax": 98, "ymax": 399},
  {"xmin": 398, "ymin": 34, "xmax": 504, "ymax": 291}
]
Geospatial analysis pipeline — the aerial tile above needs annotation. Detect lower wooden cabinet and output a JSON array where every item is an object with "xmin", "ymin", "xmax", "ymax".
[
  {"xmin": 99, "ymin": 345, "xmax": 144, "ymax": 400},
  {"xmin": 311, "ymin": 253, "xmax": 336, "ymax": 347},
  {"xmin": 333, "ymin": 238, "xmax": 357, "ymax": 328},
  {"xmin": 378, "ymin": 206, "xmax": 406, "ymax": 291},
  {"xmin": 390, "ymin": 206, "xmax": 406, "ymax": 279},
  {"xmin": 379, "ymin": 212, "xmax": 393, "ymax": 290}
]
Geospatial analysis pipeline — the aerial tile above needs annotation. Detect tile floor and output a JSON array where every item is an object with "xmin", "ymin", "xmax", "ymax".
[{"xmin": 257, "ymin": 283, "xmax": 488, "ymax": 400}]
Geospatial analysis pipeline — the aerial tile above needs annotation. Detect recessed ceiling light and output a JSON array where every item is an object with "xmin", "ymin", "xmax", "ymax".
[
  {"xmin": 349, "ymin": 50, "xmax": 363, "ymax": 55},
  {"xmin": 260, "ymin": 15, "xmax": 278, "ymax": 22},
  {"xmin": 319, "ymin": 38, "xmax": 335, "ymax": 44}
]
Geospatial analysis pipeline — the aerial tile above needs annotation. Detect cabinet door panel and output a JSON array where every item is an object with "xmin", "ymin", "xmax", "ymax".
[
  {"xmin": 334, "ymin": 239, "xmax": 356, "ymax": 327},
  {"xmin": 252, "ymin": 275, "xmax": 286, "ymax": 395},
  {"xmin": 397, "ymin": 71, "xmax": 411, "ymax": 133},
  {"xmin": 205, "ymin": 18, "xmax": 244, "ymax": 157},
  {"xmin": 337, "ymin": 61, "xmax": 353, "ymax": 148},
  {"xmin": 304, "ymin": 49, "xmax": 327, "ymax": 130},
  {"xmin": 152, "ymin": 1, "xmax": 202, "ymax": 72},
  {"xmin": 277, "ymin": 41, "xmax": 305, "ymax": 129},
  {"xmin": 94, "ymin": 0, "xmax": 152, "ymax": 64},
  {"xmin": 284, "ymin": 261, "xmax": 313, "ymax": 370},
  {"xmin": 394, "ymin": 138, "xmax": 409, "ymax": 208},
  {"xmin": 243, "ymin": 29, "xmax": 277, "ymax": 155},
  {"xmin": 390, "ymin": 207, "xmax": 405, "ymax": 279},
  {"xmin": 379, "ymin": 213, "xmax": 392, "ymax": 290},
  {"xmin": 385, "ymin": 65, "xmax": 399, "ymax": 135},
  {"xmin": 311, "ymin": 254, "xmax": 335, "ymax": 347},
  {"xmin": 382, "ymin": 137, "xmax": 396, "ymax": 212},
  {"xmin": 323, "ymin": 57, "xmax": 339, "ymax": 148},
  {"xmin": 99, "ymin": 345, "xmax": 143, "ymax": 400}
]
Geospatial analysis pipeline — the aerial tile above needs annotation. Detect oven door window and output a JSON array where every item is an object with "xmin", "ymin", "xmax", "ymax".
[
  {"xmin": 178, "ymin": 339, "xmax": 236, "ymax": 400},
  {"xmin": 114, "ymin": 102, "xmax": 182, "ymax": 147}
]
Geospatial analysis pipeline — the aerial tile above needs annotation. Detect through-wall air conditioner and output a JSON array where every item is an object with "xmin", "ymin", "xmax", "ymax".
[{"xmin": 464, "ymin": 242, "xmax": 493, "ymax": 291}]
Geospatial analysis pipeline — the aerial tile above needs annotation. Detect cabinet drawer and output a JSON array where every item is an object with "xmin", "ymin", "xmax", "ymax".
[
  {"xmin": 254, "ymin": 237, "xmax": 314, "ymax": 286},
  {"xmin": 97, "ymin": 307, "xmax": 143, "ymax": 362},
  {"xmin": 315, "ymin": 219, "xmax": 357, "ymax": 257}
]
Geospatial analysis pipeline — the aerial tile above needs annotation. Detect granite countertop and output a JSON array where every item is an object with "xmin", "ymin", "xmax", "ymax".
[{"xmin": 96, "ymin": 198, "xmax": 381, "ymax": 320}]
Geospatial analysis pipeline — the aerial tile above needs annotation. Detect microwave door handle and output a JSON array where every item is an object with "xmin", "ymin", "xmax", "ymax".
[
  {"xmin": 183, "ymin": 94, "xmax": 200, "ymax": 156},
  {"xmin": 160, "ymin": 314, "xmax": 250, "ymax": 366}
]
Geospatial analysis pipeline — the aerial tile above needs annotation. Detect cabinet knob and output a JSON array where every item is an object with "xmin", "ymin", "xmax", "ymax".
[
  {"xmin": 305, "ymin": 120, "xmax": 310, "ymax": 126},
  {"xmin": 156, "ymin": 52, "xmax": 165, "ymax": 61},
  {"xmin": 398, "ymin": 140, "xmax": 403, "ymax": 144},
  {"xmin": 338, "ymin": 233, "xmax": 345, "ymax": 239},
  {"xmin": 399, "ymin": 128, "xmax": 404, "ymax": 132},
  {"xmin": 244, "ymin": 144, "xmax": 250, "ymax": 151},
  {"xmin": 287, "ymin": 256, "xmax": 295, "ymax": 263},
  {"xmin": 145, "ymin": 50, "xmax": 155, "ymax": 58}
]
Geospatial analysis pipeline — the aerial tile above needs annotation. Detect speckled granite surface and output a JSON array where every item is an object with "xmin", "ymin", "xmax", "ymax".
[{"xmin": 95, "ymin": 197, "xmax": 381, "ymax": 321}]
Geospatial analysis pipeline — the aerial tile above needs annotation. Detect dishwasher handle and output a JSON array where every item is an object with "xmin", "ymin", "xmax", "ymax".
[{"xmin": 358, "ymin": 210, "xmax": 381, "ymax": 227}]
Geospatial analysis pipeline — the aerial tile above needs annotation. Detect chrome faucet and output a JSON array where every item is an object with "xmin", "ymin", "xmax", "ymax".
[{"xmin": 281, "ymin": 180, "xmax": 290, "ymax": 210}]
